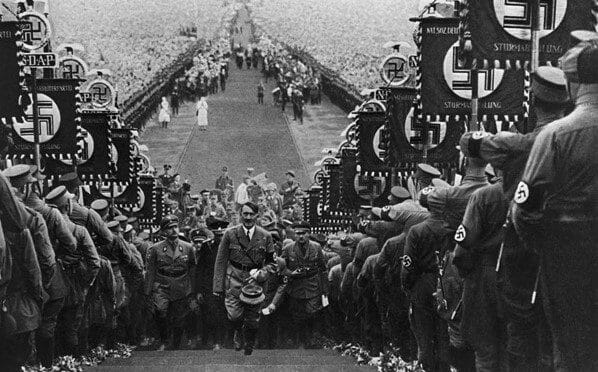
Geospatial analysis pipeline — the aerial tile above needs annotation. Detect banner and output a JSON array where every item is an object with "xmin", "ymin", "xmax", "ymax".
[
  {"xmin": 44, "ymin": 112, "xmax": 112, "ymax": 180},
  {"xmin": 0, "ymin": 22, "xmax": 24, "ymax": 122},
  {"xmin": 82, "ymin": 181, "xmax": 140, "ymax": 209},
  {"xmin": 130, "ymin": 175, "xmax": 158, "ymax": 226},
  {"xmin": 8, "ymin": 79, "xmax": 81, "ymax": 158},
  {"xmin": 386, "ymin": 89, "xmax": 463, "ymax": 166},
  {"xmin": 420, "ymin": 18, "xmax": 525, "ymax": 122},
  {"xmin": 339, "ymin": 149, "xmax": 391, "ymax": 210},
  {"xmin": 356, "ymin": 111, "xmax": 389, "ymax": 171},
  {"xmin": 464, "ymin": 0, "xmax": 595, "ymax": 67},
  {"xmin": 110, "ymin": 128, "xmax": 135, "ymax": 183}
]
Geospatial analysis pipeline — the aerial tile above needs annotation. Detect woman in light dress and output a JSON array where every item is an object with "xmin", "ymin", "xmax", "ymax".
[
  {"xmin": 158, "ymin": 96, "xmax": 171, "ymax": 129},
  {"xmin": 196, "ymin": 96, "xmax": 208, "ymax": 131}
]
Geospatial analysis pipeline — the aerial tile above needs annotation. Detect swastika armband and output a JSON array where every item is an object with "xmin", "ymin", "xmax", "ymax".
[
  {"xmin": 454, "ymin": 225, "xmax": 466, "ymax": 242},
  {"xmin": 514, "ymin": 181, "xmax": 543, "ymax": 210},
  {"xmin": 402, "ymin": 255, "xmax": 412, "ymax": 268},
  {"xmin": 380, "ymin": 205, "xmax": 392, "ymax": 221}
]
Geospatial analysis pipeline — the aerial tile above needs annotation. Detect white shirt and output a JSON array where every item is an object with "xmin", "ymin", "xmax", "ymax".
[
  {"xmin": 243, "ymin": 225, "xmax": 256, "ymax": 240},
  {"xmin": 235, "ymin": 183, "xmax": 250, "ymax": 204}
]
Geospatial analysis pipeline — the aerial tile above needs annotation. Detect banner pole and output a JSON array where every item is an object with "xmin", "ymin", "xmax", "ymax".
[
  {"xmin": 32, "ymin": 67, "xmax": 41, "ymax": 171},
  {"xmin": 469, "ymin": 62, "xmax": 479, "ymax": 131},
  {"xmin": 527, "ymin": 0, "xmax": 541, "ymax": 134}
]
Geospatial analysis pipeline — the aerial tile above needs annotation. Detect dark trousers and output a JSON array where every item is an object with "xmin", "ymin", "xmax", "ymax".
[
  {"xmin": 0, "ymin": 331, "xmax": 34, "ymax": 372},
  {"xmin": 37, "ymin": 296, "xmax": 64, "ymax": 366},
  {"xmin": 258, "ymin": 94, "xmax": 264, "ymax": 104}
]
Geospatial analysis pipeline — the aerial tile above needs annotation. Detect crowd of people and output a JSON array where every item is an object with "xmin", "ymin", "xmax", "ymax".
[
  {"xmin": 50, "ymin": 0, "xmax": 239, "ymax": 101},
  {"xmin": 248, "ymin": 0, "xmax": 419, "ymax": 93}
]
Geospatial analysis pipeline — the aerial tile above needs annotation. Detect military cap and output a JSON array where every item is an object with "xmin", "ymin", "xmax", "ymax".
[
  {"xmin": 285, "ymin": 170, "xmax": 295, "ymax": 177},
  {"xmin": 124, "ymin": 224, "xmax": 134, "ymax": 234},
  {"xmin": 561, "ymin": 40, "xmax": 598, "ymax": 83},
  {"xmin": 106, "ymin": 220, "xmax": 122, "ymax": 232},
  {"xmin": 221, "ymin": 166, "xmax": 228, "ymax": 172},
  {"xmin": 115, "ymin": 215, "xmax": 128, "ymax": 222},
  {"xmin": 239, "ymin": 283, "xmax": 265, "ymax": 305},
  {"xmin": 2, "ymin": 164, "xmax": 35, "ymax": 187},
  {"xmin": 280, "ymin": 219, "xmax": 293, "ymax": 228},
  {"xmin": 90, "ymin": 199, "xmax": 109, "ymax": 211},
  {"xmin": 190, "ymin": 229, "xmax": 210, "ymax": 243},
  {"xmin": 200, "ymin": 189, "xmax": 210, "ymax": 195},
  {"xmin": 137, "ymin": 231, "xmax": 150, "ymax": 240},
  {"xmin": 260, "ymin": 215, "xmax": 276, "ymax": 229},
  {"xmin": 292, "ymin": 221, "xmax": 310, "ymax": 232},
  {"xmin": 389, "ymin": 186, "xmax": 410, "ymax": 201},
  {"xmin": 421, "ymin": 179, "xmax": 451, "ymax": 210},
  {"xmin": 311, "ymin": 233, "xmax": 328, "ymax": 246},
  {"xmin": 127, "ymin": 216, "xmax": 138, "ymax": 224},
  {"xmin": 359, "ymin": 205, "xmax": 372, "ymax": 211},
  {"xmin": 532, "ymin": 66, "xmax": 568, "ymax": 104},
  {"xmin": 59, "ymin": 172, "xmax": 82, "ymax": 192},
  {"xmin": 414, "ymin": 163, "xmax": 441, "ymax": 184},
  {"xmin": 45, "ymin": 186, "xmax": 74, "ymax": 207},
  {"xmin": 178, "ymin": 232, "xmax": 190, "ymax": 242},
  {"xmin": 160, "ymin": 215, "xmax": 179, "ymax": 230},
  {"xmin": 570, "ymin": 30, "xmax": 598, "ymax": 43},
  {"xmin": 29, "ymin": 165, "xmax": 46, "ymax": 181}
]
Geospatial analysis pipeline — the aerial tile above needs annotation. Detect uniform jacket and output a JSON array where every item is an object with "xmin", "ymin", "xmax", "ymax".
[
  {"xmin": 25, "ymin": 192, "xmax": 77, "ymax": 255},
  {"xmin": 328, "ymin": 263, "xmax": 343, "ymax": 303},
  {"xmin": 69, "ymin": 202, "xmax": 113, "ymax": 247},
  {"xmin": 280, "ymin": 180, "xmax": 299, "ymax": 205},
  {"xmin": 145, "ymin": 238, "xmax": 196, "ymax": 300},
  {"xmin": 283, "ymin": 240, "xmax": 327, "ymax": 299},
  {"xmin": 23, "ymin": 206, "xmax": 57, "ymax": 299},
  {"xmin": 215, "ymin": 175, "xmax": 233, "ymax": 191},
  {"xmin": 213, "ymin": 225, "xmax": 275, "ymax": 293},
  {"xmin": 352, "ymin": 237, "xmax": 380, "ymax": 272},
  {"xmin": 86, "ymin": 256, "xmax": 116, "ymax": 326},
  {"xmin": 63, "ymin": 218, "xmax": 101, "ymax": 304}
]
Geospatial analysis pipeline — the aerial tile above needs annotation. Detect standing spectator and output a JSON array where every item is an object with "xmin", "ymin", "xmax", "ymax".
[
  {"xmin": 235, "ymin": 177, "xmax": 251, "ymax": 210},
  {"xmin": 257, "ymin": 81, "xmax": 265, "ymax": 104},
  {"xmin": 171, "ymin": 87, "xmax": 180, "ymax": 117},
  {"xmin": 203, "ymin": 191, "xmax": 228, "ymax": 221},
  {"xmin": 280, "ymin": 170, "xmax": 300, "ymax": 206},
  {"xmin": 220, "ymin": 64, "xmax": 227, "ymax": 92},
  {"xmin": 215, "ymin": 166, "xmax": 234, "ymax": 192},
  {"xmin": 196, "ymin": 97, "xmax": 208, "ymax": 131},
  {"xmin": 159, "ymin": 97, "xmax": 171, "ymax": 129}
]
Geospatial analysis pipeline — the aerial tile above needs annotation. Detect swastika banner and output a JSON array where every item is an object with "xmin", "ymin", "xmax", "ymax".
[
  {"xmin": 8, "ymin": 79, "xmax": 80, "ymax": 158},
  {"xmin": 131, "ymin": 175, "xmax": 158, "ymax": 226},
  {"xmin": 44, "ymin": 112, "xmax": 112, "ymax": 180},
  {"xmin": 356, "ymin": 111, "xmax": 389, "ymax": 171},
  {"xmin": 464, "ymin": 0, "xmax": 595, "ymax": 67},
  {"xmin": 82, "ymin": 180, "xmax": 140, "ymax": 209},
  {"xmin": 339, "ymin": 149, "xmax": 391, "ymax": 210},
  {"xmin": 0, "ymin": 22, "xmax": 24, "ymax": 122},
  {"xmin": 420, "ymin": 18, "xmax": 525, "ymax": 121},
  {"xmin": 386, "ymin": 87, "xmax": 462, "ymax": 166}
]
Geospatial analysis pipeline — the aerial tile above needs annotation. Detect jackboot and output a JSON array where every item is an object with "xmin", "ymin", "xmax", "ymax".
[
  {"xmin": 36, "ymin": 335, "xmax": 54, "ymax": 368},
  {"xmin": 244, "ymin": 328, "xmax": 257, "ymax": 356}
]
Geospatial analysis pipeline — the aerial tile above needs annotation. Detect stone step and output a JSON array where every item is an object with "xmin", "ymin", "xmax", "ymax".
[{"xmin": 87, "ymin": 364, "xmax": 374, "ymax": 372}]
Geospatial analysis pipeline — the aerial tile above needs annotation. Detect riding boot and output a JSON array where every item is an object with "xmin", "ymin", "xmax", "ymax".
[
  {"xmin": 231, "ymin": 320, "xmax": 243, "ymax": 351},
  {"xmin": 155, "ymin": 316, "xmax": 169, "ymax": 348},
  {"xmin": 36, "ymin": 335, "xmax": 54, "ymax": 368},
  {"xmin": 244, "ymin": 327, "xmax": 257, "ymax": 355},
  {"xmin": 172, "ymin": 327, "xmax": 183, "ymax": 350}
]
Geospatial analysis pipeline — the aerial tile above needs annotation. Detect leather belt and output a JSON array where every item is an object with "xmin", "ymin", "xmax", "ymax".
[
  {"xmin": 158, "ymin": 269, "xmax": 186, "ymax": 277},
  {"xmin": 229, "ymin": 261, "xmax": 259, "ymax": 272}
]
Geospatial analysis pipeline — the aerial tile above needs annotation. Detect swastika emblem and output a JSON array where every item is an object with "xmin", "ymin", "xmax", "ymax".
[
  {"xmin": 60, "ymin": 56, "xmax": 88, "ymax": 79},
  {"xmin": 353, "ymin": 174, "xmax": 387, "ymax": 200},
  {"xmin": 372, "ymin": 126, "xmax": 384, "ymax": 161},
  {"xmin": 61, "ymin": 130, "xmax": 95, "ymax": 166},
  {"xmin": 99, "ymin": 182, "xmax": 126, "ymax": 198},
  {"xmin": 514, "ymin": 181, "xmax": 529, "ymax": 204},
  {"xmin": 443, "ymin": 42, "xmax": 505, "ymax": 99},
  {"xmin": 132, "ymin": 187, "xmax": 145, "ymax": 213},
  {"xmin": 454, "ymin": 225, "xmax": 467, "ymax": 242},
  {"xmin": 380, "ymin": 54, "xmax": 410, "ymax": 87},
  {"xmin": 404, "ymin": 108, "xmax": 447, "ymax": 151},
  {"xmin": 494, "ymin": 0, "xmax": 567, "ymax": 40},
  {"xmin": 13, "ymin": 93, "xmax": 61, "ymax": 144},
  {"xmin": 20, "ymin": 11, "xmax": 51, "ymax": 51},
  {"xmin": 85, "ymin": 79, "xmax": 115, "ymax": 108}
]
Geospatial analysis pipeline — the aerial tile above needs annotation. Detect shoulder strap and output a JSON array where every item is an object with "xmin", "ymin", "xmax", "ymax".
[{"xmin": 234, "ymin": 228, "xmax": 259, "ymax": 267}]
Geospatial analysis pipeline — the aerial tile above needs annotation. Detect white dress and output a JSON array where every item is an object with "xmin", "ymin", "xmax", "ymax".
[
  {"xmin": 158, "ymin": 101, "xmax": 171, "ymax": 122},
  {"xmin": 196, "ymin": 100, "xmax": 208, "ymax": 127}
]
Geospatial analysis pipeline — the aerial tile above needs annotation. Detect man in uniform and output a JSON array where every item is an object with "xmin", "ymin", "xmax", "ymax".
[
  {"xmin": 280, "ymin": 171, "xmax": 300, "ymax": 206},
  {"xmin": 401, "ymin": 183, "xmax": 453, "ymax": 372},
  {"xmin": 215, "ymin": 166, "xmax": 233, "ymax": 192},
  {"xmin": 5, "ymin": 165, "xmax": 74, "ymax": 366},
  {"xmin": 460, "ymin": 65, "xmax": 570, "ymax": 371},
  {"xmin": 44, "ymin": 185, "xmax": 101, "ymax": 356},
  {"xmin": 213, "ymin": 202, "xmax": 275, "ymax": 355},
  {"xmin": 282, "ymin": 221, "xmax": 328, "ymax": 348},
  {"xmin": 513, "ymin": 40, "xmax": 598, "ymax": 371},
  {"xmin": 454, "ymin": 174, "xmax": 509, "ymax": 371},
  {"xmin": 356, "ymin": 253, "xmax": 383, "ymax": 354},
  {"xmin": 145, "ymin": 215, "xmax": 198, "ymax": 350}
]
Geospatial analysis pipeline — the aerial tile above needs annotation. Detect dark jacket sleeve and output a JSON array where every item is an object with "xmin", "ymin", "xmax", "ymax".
[
  {"xmin": 213, "ymin": 230, "xmax": 231, "ymax": 293},
  {"xmin": 18, "ymin": 230, "xmax": 44, "ymax": 304},
  {"xmin": 88, "ymin": 208, "xmax": 113, "ymax": 246},
  {"xmin": 29, "ymin": 210, "xmax": 56, "ymax": 291},
  {"xmin": 76, "ymin": 225, "xmax": 101, "ymax": 287},
  {"xmin": 49, "ymin": 208, "xmax": 77, "ymax": 254},
  {"xmin": 188, "ymin": 244, "xmax": 197, "ymax": 294},
  {"xmin": 401, "ymin": 228, "xmax": 418, "ymax": 292}
]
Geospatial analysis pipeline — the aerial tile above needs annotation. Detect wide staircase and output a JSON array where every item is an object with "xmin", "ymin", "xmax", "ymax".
[{"xmin": 84, "ymin": 348, "xmax": 375, "ymax": 371}]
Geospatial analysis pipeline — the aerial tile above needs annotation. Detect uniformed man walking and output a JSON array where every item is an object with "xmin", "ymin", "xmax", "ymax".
[
  {"xmin": 145, "ymin": 215, "xmax": 198, "ymax": 350},
  {"xmin": 282, "ymin": 221, "xmax": 328, "ymax": 348},
  {"xmin": 513, "ymin": 40, "xmax": 598, "ymax": 371},
  {"xmin": 212, "ymin": 202, "xmax": 275, "ymax": 355}
]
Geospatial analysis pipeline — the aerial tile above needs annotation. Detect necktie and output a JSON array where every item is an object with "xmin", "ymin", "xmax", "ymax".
[{"xmin": 246, "ymin": 230, "xmax": 251, "ymax": 241}]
